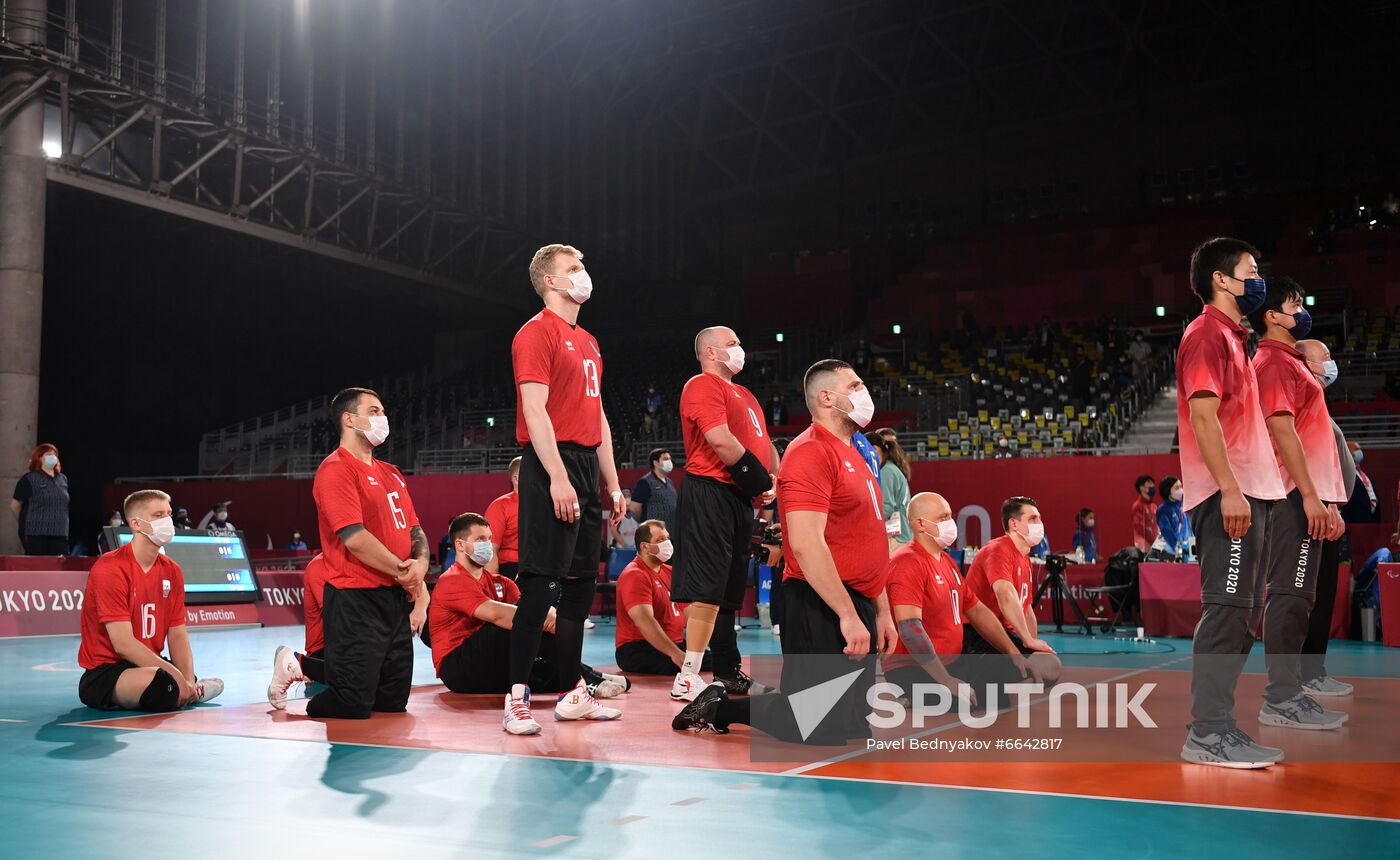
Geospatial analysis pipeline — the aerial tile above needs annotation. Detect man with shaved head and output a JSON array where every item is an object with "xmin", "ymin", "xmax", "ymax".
[
  {"xmin": 884, "ymin": 492, "xmax": 1039, "ymax": 714},
  {"xmin": 668, "ymin": 325, "xmax": 780, "ymax": 701}
]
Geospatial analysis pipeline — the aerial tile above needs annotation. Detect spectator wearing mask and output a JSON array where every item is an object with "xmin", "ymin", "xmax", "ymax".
[
  {"xmin": 199, "ymin": 503, "xmax": 236, "ymax": 533},
  {"xmin": 1071, "ymin": 508, "xmax": 1098, "ymax": 562},
  {"xmin": 1129, "ymin": 332, "xmax": 1152, "ymax": 373},
  {"xmin": 97, "ymin": 510, "xmax": 124, "ymax": 554},
  {"xmin": 173, "ymin": 508, "xmax": 194, "ymax": 530},
  {"xmin": 1130, "ymin": 475, "xmax": 1159, "ymax": 553},
  {"xmin": 994, "ymin": 436, "xmax": 1014, "ymax": 459},
  {"xmin": 643, "ymin": 383, "xmax": 663, "ymax": 417},
  {"xmin": 1156, "ymin": 476, "xmax": 1193, "ymax": 557},
  {"xmin": 768, "ymin": 393, "xmax": 789, "ymax": 428},
  {"xmin": 287, "ymin": 531, "xmax": 309, "ymax": 552},
  {"xmin": 630, "ymin": 448, "xmax": 679, "ymax": 532},
  {"xmin": 9, "ymin": 444, "xmax": 70, "ymax": 555},
  {"xmin": 871, "ymin": 432, "xmax": 912, "ymax": 549},
  {"xmin": 1339, "ymin": 441, "xmax": 1379, "ymax": 524},
  {"xmin": 611, "ymin": 488, "xmax": 638, "ymax": 549}
]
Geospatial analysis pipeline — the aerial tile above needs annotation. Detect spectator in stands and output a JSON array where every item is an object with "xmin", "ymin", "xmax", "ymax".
[
  {"xmin": 97, "ymin": 510, "xmax": 124, "ymax": 554},
  {"xmin": 643, "ymin": 383, "xmax": 663, "ymax": 416},
  {"xmin": 287, "ymin": 531, "xmax": 309, "ymax": 552},
  {"xmin": 871, "ymin": 433, "xmax": 912, "ymax": 549},
  {"xmin": 1130, "ymin": 475, "xmax": 1159, "ymax": 553},
  {"xmin": 637, "ymin": 412, "xmax": 662, "ymax": 442},
  {"xmin": 438, "ymin": 517, "xmax": 456, "ymax": 570},
  {"xmin": 199, "ymin": 502, "xmax": 236, "ymax": 533},
  {"xmin": 768, "ymin": 393, "xmax": 789, "ymax": 427},
  {"xmin": 1071, "ymin": 508, "xmax": 1097, "ymax": 562},
  {"xmin": 611, "ymin": 488, "xmax": 638, "ymax": 549},
  {"xmin": 630, "ymin": 448, "xmax": 679, "ymax": 531},
  {"xmin": 173, "ymin": 507, "xmax": 194, "ymax": 529},
  {"xmin": 994, "ymin": 436, "xmax": 1014, "ymax": 459},
  {"xmin": 853, "ymin": 338, "xmax": 870, "ymax": 372},
  {"xmin": 1340, "ymin": 441, "xmax": 1379, "ymax": 525},
  {"xmin": 1129, "ymin": 332, "xmax": 1152, "ymax": 374},
  {"xmin": 1156, "ymin": 476, "xmax": 1193, "ymax": 558},
  {"xmin": 9, "ymin": 443, "xmax": 70, "ymax": 555}
]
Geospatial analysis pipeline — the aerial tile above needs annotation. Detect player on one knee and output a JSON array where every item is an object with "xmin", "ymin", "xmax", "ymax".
[
  {"xmin": 615, "ymin": 520, "xmax": 712, "ymax": 675},
  {"xmin": 885, "ymin": 493, "xmax": 1041, "ymax": 715},
  {"xmin": 484, "ymin": 456, "xmax": 523, "ymax": 581},
  {"xmin": 1248, "ymin": 279, "xmax": 1348, "ymax": 730},
  {"xmin": 77, "ymin": 490, "xmax": 223, "ymax": 712},
  {"xmin": 960, "ymin": 497, "xmax": 1062, "ymax": 684},
  {"xmin": 505, "ymin": 244, "xmax": 627, "ymax": 735},
  {"xmin": 669, "ymin": 326, "xmax": 779, "ymax": 701},
  {"xmin": 429, "ymin": 513, "xmax": 625, "ymax": 712},
  {"xmin": 300, "ymin": 387, "xmax": 428, "ymax": 720}
]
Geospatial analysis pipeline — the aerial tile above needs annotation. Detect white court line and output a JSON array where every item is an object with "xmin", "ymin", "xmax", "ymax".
[
  {"xmin": 0, "ymin": 718, "xmax": 25, "ymax": 723},
  {"xmin": 611, "ymin": 815, "xmax": 647, "ymax": 825},
  {"xmin": 670, "ymin": 797, "xmax": 705, "ymax": 806},
  {"xmin": 530, "ymin": 835, "xmax": 576, "ymax": 848}
]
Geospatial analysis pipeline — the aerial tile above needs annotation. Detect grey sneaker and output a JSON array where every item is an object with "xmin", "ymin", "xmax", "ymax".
[
  {"xmin": 1302, "ymin": 675, "xmax": 1354, "ymax": 698},
  {"xmin": 1232, "ymin": 728, "xmax": 1284, "ymax": 762},
  {"xmin": 1180, "ymin": 727, "xmax": 1277, "ymax": 769},
  {"xmin": 1260, "ymin": 694, "xmax": 1347, "ymax": 731}
]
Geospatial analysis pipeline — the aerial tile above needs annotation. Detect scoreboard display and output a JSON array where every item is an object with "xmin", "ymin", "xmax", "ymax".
[{"xmin": 105, "ymin": 528, "xmax": 258, "ymax": 604}]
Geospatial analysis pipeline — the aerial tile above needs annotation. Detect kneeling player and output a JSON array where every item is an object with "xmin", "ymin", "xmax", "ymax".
[
  {"xmin": 883, "ymin": 493, "xmax": 1040, "ymax": 714},
  {"xmin": 430, "ymin": 514, "xmax": 626, "ymax": 734},
  {"xmin": 615, "ymin": 520, "xmax": 712, "ymax": 675},
  {"xmin": 78, "ymin": 490, "xmax": 223, "ymax": 711}
]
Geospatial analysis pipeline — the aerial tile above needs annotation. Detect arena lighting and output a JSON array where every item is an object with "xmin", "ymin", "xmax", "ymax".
[
  {"xmin": 41, "ymin": 139, "xmax": 61, "ymax": 158},
  {"xmin": 1305, "ymin": 296, "xmax": 1316, "ymax": 307},
  {"xmin": 486, "ymin": 417, "xmax": 495, "ymax": 427},
  {"xmin": 892, "ymin": 324, "xmax": 902, "ymax": 335},
  {"xmin": 1155, "ymin": 305, "xmax": 1166, "ymax": 317},
  {"xmin": 775, "ymin": 332, "xmax": 784, "ymax": 343}
]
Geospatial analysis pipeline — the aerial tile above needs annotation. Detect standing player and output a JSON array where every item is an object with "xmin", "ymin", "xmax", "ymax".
[
  {"xmin": 484, "ymin": 456, "xmax": 523, "ymax": 580},
  {"xmin": 1249, "ymin": 281, "xmax": 1348, "ymax": 730},
  {"xmin": 506, "ymin": 244, "xmax": 627, "ymax": 734},
  {"xmin": 670, "ymin": 326, "xmax": 779, "ymax": 700},
  {"xmin": 1177, "ymin": 238, "xmax": 1288, "ymax": 768},
  {"xmin": 77, "ymin": 489, "xmax": 223, "ymax": 711},
  {"xmin": 616, "ymin": 520, "xmax": 713, "ymax": 674},
  {"xmin": 303, "ymin": 387, "xmax": 428, "ymax": 720},
  {"xmin": 961, "ymin": 497, "xmax": 1062, "ymax": 684}
]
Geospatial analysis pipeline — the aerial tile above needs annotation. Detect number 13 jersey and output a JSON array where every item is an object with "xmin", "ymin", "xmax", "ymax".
[
  {"xmin": 512, "ymin": 308, "xmax": 604, "ymax": 448},
  {"xmin": 314, "ymin": 446, "xmax": 420, "ymax": 589}
]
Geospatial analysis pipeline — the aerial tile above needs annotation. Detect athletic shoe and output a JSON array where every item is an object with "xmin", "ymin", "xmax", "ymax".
[
  {"xmin": 771, "ymin": 623, "xmax": 781, "ymax": 637},
  {"xmin": 1302, "ymin": 675, "xmax": 1354, "ymax": 697},
  {"xmin": 1180, "ymin": 727, "xmax": 1277, "ymax": 768},
  {"xmin": 554, "ymin": 682, "xmax": 622, "ymax": 721},
  {"xmin": 715, "ymin": 668, "xmax": 772, "ymax": 696},
  {"xmin": 267, "ymin": 645, "xmax": 306, "ymax": 710},
  {"xmin": 583, "ymin": 618, "xmax": 597, "ymax": 630},
  {"xmin": 672, "ymin": 682, "xmax": 729, "ymax": 734},
  {"xmin": 504, "ymin": 686, "xmax": 542, "ymax": 736},
  {"xmin": 1259, "ymin": 694, "xmax": 1347, "ymax": 731},
  {"xmin": 588, "ymin": 678, "xmax": 628, "ymax": 699},
  {"xmin": 600, "ymin": 671, "xmax": 631, "ymax": 693},
  {"xmin": 194, "ymin": 677, "xmax": 224, "ymax": 704},
  {"xmin": 671, "ymin": 672, "xmax": 709, "ymax": 702}
]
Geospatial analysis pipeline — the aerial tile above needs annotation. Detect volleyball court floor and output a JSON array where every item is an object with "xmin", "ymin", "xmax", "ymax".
[{"xmin": 2, "ymin": 625, "xmax": 1396, "ymax": 858}]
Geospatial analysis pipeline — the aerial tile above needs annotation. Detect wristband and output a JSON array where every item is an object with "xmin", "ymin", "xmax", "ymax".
[{"xmin": 610, "ymin": 490, "xmax": 623, "ymax": 503}]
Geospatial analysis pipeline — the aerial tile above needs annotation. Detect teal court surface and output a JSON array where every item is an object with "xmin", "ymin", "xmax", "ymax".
[{"xmin": 2, "ymin": 624, "xmax": 1397, "ymax": 859}]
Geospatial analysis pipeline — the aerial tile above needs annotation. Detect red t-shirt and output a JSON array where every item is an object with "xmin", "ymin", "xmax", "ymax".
[
  {"xmin": 963, "ymin": 535, "xmax": 1033, "ymax": 633},
  {"xmin": 1131, "ymin": 497, "xmax": 1160, "ymax": 552},
  {"xmin": 512, "ymin": 308, "xmax": 604, "ymax": 447},
  {"xmin": 303, "ymin": 553, "xmax": 327, "ymax": 654},
  {"xmin": 1254, "ymin": 339, "xmax": 1348, "ymax": 504},
  {"xmin": 679, "ymin": 372, "xmax": 770, "ymax": 488},
  {"xmin": 614, "ymin": 559, "xmax": 686, "ymax": 647},
  {"xmin": 1176, "ymin": 306, "xmax": 1287, "ymax": 509},
  {"xmin": 777, "ymin": 423, "xmax": 890, "ymax": 599},
  {"xmin": 886, "ymin": 541, "xmax": 979, "ymax": 669},
  {"xmin": 484, "ymin": 491, "xmax": 520, "ymax": 562},
  {"xmin": 78, "ymin": 544, "xmax": 187, "ymax": 669},
  {"xmin": 428, "ymin": 564, "xmax": 520, "ymax": 675},
  {"xmin": 313, "ymin": 446, "xmax": 421, "ymax": 589}
]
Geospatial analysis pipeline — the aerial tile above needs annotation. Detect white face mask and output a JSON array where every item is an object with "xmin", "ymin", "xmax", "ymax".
[
  {"xmin": 1018, "ymin": 520, "xmax": 1045, "ymax": 547},
  {"xmin": 1352, "ymin": 449, "xmax": 1364, "ymax": 464},
  {"xmin": 41, "ymin": 454, "xmax": 58, "ymax": 469},
  {"xmin": 356, "ymin": 414, "xmax": 390, "ymax": 446},
  {"xmin": 141, "ymin": 516, "xmax": 176, "ymax": 547},
  {"xmin": 834, "ymin": 387, "xmax": 875, "ymax": 428},
  {"xmin": 660, "ymin": 459, "xmax": 674, "ymax": 474},
  {"xmin": 652, "ymin": 539, "xmax": 674, "ymax": 563},
  {"xmin": 467, "ymin": 539, "xmax": 494, "ymax": 567},
  {"xmin": 554, "ymin": 269, "xmax": 593, "ymax": 304},
  {"xmin": 921, "ymin": 519, "xmax": 958, "ymax": 548},
  {"xmin": 723, "ymin": 346, "xmax": 745, "ymax": 374},
  {"xmin": 1171, "ymin": 487, "xmax": 1184, "ymax": 503},
  {"xmin": 1320, "ymin": 360, "xmax": 1338, "ymax": 388}
]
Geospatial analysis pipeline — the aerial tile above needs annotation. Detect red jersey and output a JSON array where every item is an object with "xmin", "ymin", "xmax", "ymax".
[
  {"xmin": 1131, "ymin": 497, "xmax": 1160, "ymax": 553},
  {"xmin": 313, "ymin": 446, "xmax": 420, "ymax": 589},
  {"xmin": 484, "ymin": 491, "xmax": 520, "ymax": 562},
  {"xmin": 615, "ymin": 559, "xmax": 685, "ymax": 647},
  {"xmin": 1254, "ymin": 340, "xmax": 1347, "ymax": 504},
  {"xmin": 512, "ymin": 308, "xmax": 604, "ymax": 447},
  {"xmin": 964, "ymin": 535, "xmax": 1033, "ymax": 632},
  {"xmin": 78, "ymin": 544, "xmax": 186, "ymax": 669},
  {"xmin": 303, "ymin": 553, "xmax": 327, "ymax": 653},
  {"xmin": 886, "ymin": 541, "xmax": 979, "ymax": 669},
  {"xmin": 777, "ymin": 423, "xmax": 890, "ymax": 599},
  {"xmin": 428, "ymin": 565, "xmax": 520, "ymax": 675},
  {"xmin": 1176, "ymin": 306, "xmax": 1287, "ymax": 509},
  {"xmin": 679, "ymin": 372, "xmax": 769, "ymax": 488}
]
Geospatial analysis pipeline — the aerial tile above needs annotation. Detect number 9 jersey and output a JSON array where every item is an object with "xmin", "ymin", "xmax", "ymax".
[
  {"xmin": 313, "ymin": 446, "xmax": 420, "ymax": 589},
  {"xmin": 679, "ymin": 371, "xmax": 769, "ymax": 488},
  {"xmin": 511, "ymin": 307, "xmax": 604, "ymax": 448}
]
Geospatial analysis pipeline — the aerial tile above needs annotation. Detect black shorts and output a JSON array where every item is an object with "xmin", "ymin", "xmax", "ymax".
[
  {"xmin": 614, "ymin": 639, "xmax": 712, "ymax": 675},
  {"xmin": 305, "ymin": 584, "xmax": 414, "ymax": 719},
  {"xmin": 772, "ymin": 577, "xmax": 879, "ymax": 742},
  {"xmin": 671, "ymin": 474, "xmax": 754, "ymax": 608},
  {"xmin": 78, "ymin": 660, "xmax": 139, "ymax": 710},
  {"xmin": 1264, "ymin": 490, "xmax": 1324, "ymax": 599},
  {"xmin": 1189, "ymin": 491, "xmax": 1275, "ymax": 609},
  {"xmin": 962, "ymin": 626, "xmax": 1035, "ymax": 656},
  {"xmin": 885, "ymin": 652, "xmax": 1025, "ymax": 713},
  {"xmin": 438, "ymin": 624, "xmax": 571, "ymax": 693},
  {"xmin": 498, "ymin": 561, "xmax": 519, "ymax": 581},
  {"xmin": 518, "ymin": 443, "xmax": 602, "ymax": 580}
]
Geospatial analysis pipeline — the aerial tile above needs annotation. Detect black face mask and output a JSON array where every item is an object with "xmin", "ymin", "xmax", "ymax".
[{"xmin": 1143, "ymin": 486, "xmax": 1156, "ymax": 500}]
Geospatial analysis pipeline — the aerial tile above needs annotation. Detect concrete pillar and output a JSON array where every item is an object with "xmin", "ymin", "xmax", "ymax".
[{"xmin": 0, "ymin": 0, "xmax": 49, "ymax": 556}]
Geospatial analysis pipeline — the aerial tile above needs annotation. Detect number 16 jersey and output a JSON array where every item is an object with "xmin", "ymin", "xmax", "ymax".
[{"xmin": 314, "ymin": 446, "xmax": 420, "ymax": 589}]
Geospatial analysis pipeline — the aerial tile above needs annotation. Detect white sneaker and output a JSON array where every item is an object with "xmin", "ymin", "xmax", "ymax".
[
  {"xmin": 554, "ymin": 682, "xmax": 622, "ymax": 721},
  {"xmin": 589, "ymin": 678, "xmax": 628, "ymax": 699},
  {"xmin": 194, "ymin": 677, "xmax": 224, "ymax": 704},
  {"xmin": 583, "ymin": 618, "xmax": 597, "ymax": 630},
  {"xmin": 267, "ymin": 645, "xmax": 306, "ymax": 710},
  {"xmin": 671, "ymin": 672, "xmax": 709, "ymax": 702},
  {"xmin": 600, "ymin": 671, "xmax": 631, "ymax": 693},
  {"xmin": 504, "ymin": 686, "xmax": 542, "ymax": 735},
  {"xmin": 771, "ymin": 624, "xmax": 781, "ymax": 637}
]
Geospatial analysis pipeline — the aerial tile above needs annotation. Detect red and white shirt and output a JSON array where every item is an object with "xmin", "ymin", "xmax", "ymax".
[
  {"xmin": 615, "ymin": 558, "xmax": 686, "ymax": 647},
  {"xmin": 484, "ymin": 491, "xmax": 520, "ymax": 563},
  {"xmin": 512, "ymin": 308, "xmax": 603, "ymax": 448},
  {"xmin": 428, "ymin": 565, "xmax": 521, "ymax": 675},
  {"xmin": 886, "ymin": 541, "xmax": 979, "ymax": 669},
  {"xmin": 313, "ymin": 446, "xmax": 420, "ymax": 590},
  {"xmin": 963, "ymin": 535, "xmax": 1032, "ymax": 633},
  {"xmin": 1254, "ymin": 339, "xmax": 1347, "ymax": 503},
  {"xmin": 303, "ymin": 553, "xmax": 327, "ymax": 654},
  {"xmin": 78, "ymin": 544, "xmax": 186, "ymax": 669},
  {"xmin": 679, "ymin": 372, "xmax": 769, "ymax": 489}
]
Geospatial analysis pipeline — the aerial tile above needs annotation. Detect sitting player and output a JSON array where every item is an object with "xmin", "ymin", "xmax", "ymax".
[
  {"xmin": 429, "ymin": 513, "xmax": 626, "ymax": 734},
  {"xmin": 77, "ymin": 489, "xmax": 224, "ymax": 711},
  {"xmin": 614, "ymin": 520, "xmax": 713, "ymax": 675}
]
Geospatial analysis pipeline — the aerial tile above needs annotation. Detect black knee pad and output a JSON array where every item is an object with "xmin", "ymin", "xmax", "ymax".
[
  {"xmin": 514, "ymin": 575, "xmax": 555, "ymax": 629},
  {"xmin": 556, "ymin": 577, "xmax": 597, "ymax": 622},
  {"xmin": 139, "ymin": 668, "xmax": 181, "ymax": 712}
]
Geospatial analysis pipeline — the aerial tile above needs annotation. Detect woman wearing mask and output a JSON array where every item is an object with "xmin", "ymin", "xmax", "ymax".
[
  {"xmin": 872, "ymin": 432, "xmax": 913, "ymax": 550},
  {"xmin": 97, "ymin": 510, "xmax": 124, "ymax": 554},
  {"xmin": 1156, "ymin": 476, "xmax": 1193, "ymax": 559},
  {"xmin": 9, "ymin": 444, "xmax": 71, "ymax": 555},
  {"xmin": 1071, "ymin": 508, "xmax": 1098, "ymax": 562}
]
